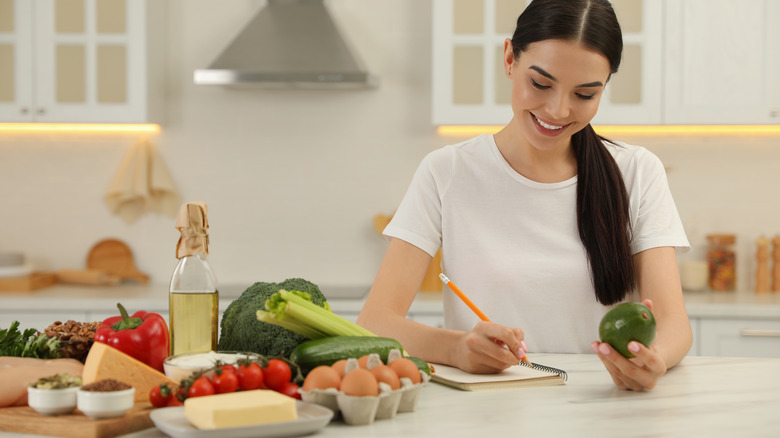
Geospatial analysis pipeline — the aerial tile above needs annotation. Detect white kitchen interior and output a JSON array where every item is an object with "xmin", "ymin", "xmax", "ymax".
[{"xmin": 1, "ymin": 0, "xmax": 780, "ymax": 359}]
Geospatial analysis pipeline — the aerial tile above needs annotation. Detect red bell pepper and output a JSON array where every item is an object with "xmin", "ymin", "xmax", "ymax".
[{"xmin": 95, "ymin": 303, "xmax": 170, "ymax": 373}]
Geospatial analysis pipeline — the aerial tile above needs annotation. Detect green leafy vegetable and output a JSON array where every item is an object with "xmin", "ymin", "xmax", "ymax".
[
  {"xmin": 218, "ymin": 278, "xmax": 331, "ymax": 358},
  {"xmin": 0, "ymin": 321, "xmax": 60, "ymax": 358}
]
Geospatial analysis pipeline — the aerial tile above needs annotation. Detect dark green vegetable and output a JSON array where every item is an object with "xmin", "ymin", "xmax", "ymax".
[
  {"xmin": 290, "ymin": 336, "xmax": 404, "ymax": 373},
  {"xmin": 406, "ymin": 356, "xmax": 432, "ymax": 376},
  {"xmin": 0, "ymin": 321, "xmax": 60, "ymax": 358},
  {"xmin": 218, "ymin": 278, "xmax": 330, "ymax": 359}
]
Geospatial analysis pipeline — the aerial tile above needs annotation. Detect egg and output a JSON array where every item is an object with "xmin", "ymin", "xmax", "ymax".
[
  {"xmin": 340, "ymin": 368, "xmax": 379, "ymax": 396},
  {"xmin": 369, "ymin": 364, "xmax": 401, "ymax": 390},
  {"xmin": 357, "ymin": 355, "xmax": 372, "ymax": 369},
  {"xmin": 302, "ymin": 365, "xmax": 342, "ymax": 391},
  {"xmin": 389, "ymin": 358, "xmax": 422, "ymax": 384},
  {"xmin": 331, "ymin": 359, "xmax": 348, "ymax": 376}
]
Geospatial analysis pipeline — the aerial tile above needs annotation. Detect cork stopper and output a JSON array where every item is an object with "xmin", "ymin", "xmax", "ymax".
[{"xmin": 175, "ymin": 202, "xmax": 209, "ymax": 259}]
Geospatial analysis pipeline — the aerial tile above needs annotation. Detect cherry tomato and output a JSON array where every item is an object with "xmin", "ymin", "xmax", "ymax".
[
  {"xmin": 167, "ymin": 395, "xmax": 183, "ymax": 407},
  {"xmin": 212, "ymin": 369, "xmax": 240, "ymax": 394},
  {"xmin": 263, "ymin": 359, "xmax": 292, "ymax": 390},
  {"xmin": 217, "ymin": 364, "xmax": 237, "ymax": 374},
  {"xmin": 277, "ymin": 381, "xmax": 301, "ymax": 400},
  {"xmin": 188, "ymin": 375, "xmax": 215, "ymax": 398},
  {"xmin": 149, "ymin": 384, "xmax": 171, "ymax": 408},
  {"xmin": 236, "ymin": 362, "xmax": 264, "ymax": 391}
]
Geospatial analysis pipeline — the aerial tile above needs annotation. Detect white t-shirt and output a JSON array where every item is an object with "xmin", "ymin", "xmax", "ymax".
[{"xmin": 383, "ymin": 134, "xmax": 689, "ymax": 353}]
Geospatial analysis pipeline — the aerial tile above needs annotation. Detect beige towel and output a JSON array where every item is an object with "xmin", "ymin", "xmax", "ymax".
[{"xmin": 105, "ymin": 139, "xmax": 181, "ymax": 224}]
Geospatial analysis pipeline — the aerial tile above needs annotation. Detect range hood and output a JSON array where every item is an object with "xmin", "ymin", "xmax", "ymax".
[{"xmin": 194, "ymin": 0, "xmax": 378, "ymax": 89}]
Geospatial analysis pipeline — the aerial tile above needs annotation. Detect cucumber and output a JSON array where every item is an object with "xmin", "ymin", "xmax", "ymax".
[
  {"xmin": 406, "ymin": 356, "xmax": 431, "ymax": 376},
  {"xmin": 290, "ymin": 336, "xmax": 403, "ymax": 373}
]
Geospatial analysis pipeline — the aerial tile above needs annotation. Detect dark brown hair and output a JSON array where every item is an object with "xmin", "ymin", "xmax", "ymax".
[{"xmin": 511, "ymin": 0, "xmax": 634, "ymax": 305}]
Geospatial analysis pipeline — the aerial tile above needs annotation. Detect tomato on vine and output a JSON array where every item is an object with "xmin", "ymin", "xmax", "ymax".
[
  {"xmin": 263, "ymin": 359, "xmax": 292, "ymax": 390},
  {"xmin": 237, "ymin": 362, "xmax": 264, "ymax": 391},
  {"xmin": 188, "ymin": 375, "xmax": 215, "ymax": 398}
]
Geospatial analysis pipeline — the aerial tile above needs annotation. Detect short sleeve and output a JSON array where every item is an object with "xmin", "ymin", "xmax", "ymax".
[
  {"xmin": 629, "ymin": 150, "xmax": 690, "ymax": 254},
  {"xmin": 382, "ymin": 148, "xmax": 453, "ymax": 257}
]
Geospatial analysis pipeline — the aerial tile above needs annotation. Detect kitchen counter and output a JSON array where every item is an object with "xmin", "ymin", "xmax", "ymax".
[
  {"xmin": 2, "ymin": 353, "xmax": 778, "ymax": 437},
  {"xmin": 2, "ymin": 285, "xmax": 780, "ymax": 359}
]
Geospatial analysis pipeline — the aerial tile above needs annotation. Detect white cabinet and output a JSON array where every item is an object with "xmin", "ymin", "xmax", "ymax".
[
  {"xmin": 663, "ymin": 0, "xmax": 780, "ymax": 124},
  {"xmin": 0, "ymin": 0, "xmax": 164, "ymax": 123},
  {"xmin": 431, "ymin": 0, "xmax": 780, "ymax": 125},
  {"xmin": 697, "ymin": 318, "xmax": 780, "ymax": 358}
]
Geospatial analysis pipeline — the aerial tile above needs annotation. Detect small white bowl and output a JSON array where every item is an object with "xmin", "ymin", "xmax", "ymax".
[
  {"xmin": 163, "ymin": 351, "xmax": 259, "ymax": 382},
  {"xmin": 27, "ymin": 386, "xmax": 79, "ymax": 416},
  {"xmin": 77, "ymin": 387, "xmax": 135, "ymax": 419}
]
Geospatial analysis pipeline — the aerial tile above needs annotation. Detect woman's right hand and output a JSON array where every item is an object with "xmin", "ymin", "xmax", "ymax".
[{"xmin": 451, "ymin": 321, "xmax": 527, "ymax": 374}]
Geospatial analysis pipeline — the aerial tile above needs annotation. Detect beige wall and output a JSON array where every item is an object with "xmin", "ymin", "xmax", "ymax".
[{"xmin": 1, "ymin": 0, "xmax": 778, "ymax": 294}]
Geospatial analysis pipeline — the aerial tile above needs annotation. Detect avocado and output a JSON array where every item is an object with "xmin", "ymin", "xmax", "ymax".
[{"xmin": 598, "ymin": 302, "xmax": 656, "ymax": 358}]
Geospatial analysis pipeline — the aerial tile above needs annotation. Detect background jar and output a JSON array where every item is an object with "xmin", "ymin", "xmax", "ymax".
[{"xmin": 707, "ymin": 234, "xmax": 736, "ymax": 291}]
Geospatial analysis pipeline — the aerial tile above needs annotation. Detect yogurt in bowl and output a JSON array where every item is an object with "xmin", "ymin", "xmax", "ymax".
[{"xmin": 163, "ymin": 351, "xmax": 259, "ymax": 382}]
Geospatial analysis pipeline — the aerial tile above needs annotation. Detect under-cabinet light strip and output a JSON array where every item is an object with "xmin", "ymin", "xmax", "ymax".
[
  {"xmin": 0, "ymin": 123, "xmax": 161, "ymax": 133},
  {"xmin": 437, "ymin": 125, "xmax": 780, "ymax": 136}
]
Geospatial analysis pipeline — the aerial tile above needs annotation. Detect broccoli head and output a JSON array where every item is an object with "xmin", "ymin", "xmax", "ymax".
[{"xmin": 218, "ymin": 278, "xmax": 329, "ymax": 358}]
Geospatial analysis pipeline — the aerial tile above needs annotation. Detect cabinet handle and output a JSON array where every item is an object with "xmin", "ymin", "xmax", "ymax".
[
  {"xmin": 740, "ymin": 329, "xmax": 780, "ymax": 338},
  {"xmin": 20, "ymin": 107, "xmax": 29, "ymax": 114},
  {"xmin": 37, "ymin": 108, "xmax": 46, "ymax": 115}
]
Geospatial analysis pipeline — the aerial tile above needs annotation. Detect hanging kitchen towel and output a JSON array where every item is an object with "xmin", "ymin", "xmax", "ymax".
[{"xmin": 105, "ymin": 139, "xmax": 181, "ymax": 224}]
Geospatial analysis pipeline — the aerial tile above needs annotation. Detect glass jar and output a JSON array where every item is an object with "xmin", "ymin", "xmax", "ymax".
[{"xmin": 706, "ymin": 234, "xmax": 736, "ymax": 291}]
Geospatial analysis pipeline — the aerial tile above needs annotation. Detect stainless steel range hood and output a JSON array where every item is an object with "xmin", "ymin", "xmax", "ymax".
[{"xmin": 194, "ymin": 0, "xmax": 378, "ymax": 89}]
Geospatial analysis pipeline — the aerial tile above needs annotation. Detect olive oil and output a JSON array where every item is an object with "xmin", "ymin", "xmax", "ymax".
[
  {"xmin": 169, "ymin": 292, "xmax": 218, "ymax": 355},
  {"xmin": 170, "ymin": 202, "xmax": 219, "ymax": 356}
]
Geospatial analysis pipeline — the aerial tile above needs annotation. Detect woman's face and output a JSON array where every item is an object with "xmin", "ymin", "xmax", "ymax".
[{"xmin": 504, "ymin": 39, "xmax": 611, "ymax": 152}]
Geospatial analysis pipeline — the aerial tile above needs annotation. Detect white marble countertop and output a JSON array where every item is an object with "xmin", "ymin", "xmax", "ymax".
[
  {"xmin": 2, "ymin": 353, "xmax": 778, "ymax": 438},
  {"xmin": 2, "ymin": 284, "xmax": 780, "ymax": 319}
]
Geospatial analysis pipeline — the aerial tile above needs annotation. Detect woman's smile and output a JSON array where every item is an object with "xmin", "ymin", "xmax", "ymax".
[{"xmin": 530, "ymin": 112, "xmax": 573, "ymax": 136}]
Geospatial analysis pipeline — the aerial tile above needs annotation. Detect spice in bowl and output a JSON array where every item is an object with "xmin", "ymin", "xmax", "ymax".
[{"xmin": 77, "ymin": 379, "xmax": 135, "ymax": 419}]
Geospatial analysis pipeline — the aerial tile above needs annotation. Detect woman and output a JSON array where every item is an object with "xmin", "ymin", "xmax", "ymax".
[{"xmin": 357, "ymin": 0, "xmax": 691, "ymax": 391}]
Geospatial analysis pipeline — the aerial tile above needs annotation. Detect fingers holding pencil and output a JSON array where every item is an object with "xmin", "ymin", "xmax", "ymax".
[{"xmin": 440, "ymin": 273, "xmax": 534, "ymax": 368}]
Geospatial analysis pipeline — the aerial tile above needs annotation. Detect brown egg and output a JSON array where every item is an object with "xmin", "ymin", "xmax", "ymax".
[
  {"xmin": 389, "ymin": 358, "xmax": 421, "ymax": 384},
  {"xmin": 302, "ymin": 365, "xmax": 342, "ymax": 391},
  {"xmin": 331, "ymin": 359, "xmax": 348, "ymax": 377},
  {"xmin": 357, "ymin": 355, "xmax": 372, "ymax": 369},
  {"xmin": 340, "ymin": 368, "xmax": 379, "ymax": 396},
  {"xmin": 369, "ymin": 364, "xmax": 401, "ymax": 390}
]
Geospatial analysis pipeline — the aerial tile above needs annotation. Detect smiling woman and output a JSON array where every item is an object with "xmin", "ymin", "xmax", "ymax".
[{"xmin": 358, "ymin": 0, "xmax": 692, "ymax": 393}]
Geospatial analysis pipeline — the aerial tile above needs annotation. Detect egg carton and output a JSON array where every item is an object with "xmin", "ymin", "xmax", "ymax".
[{"xmin": 299, "ymin": 350, "xmax": 430, "ymax": 426}]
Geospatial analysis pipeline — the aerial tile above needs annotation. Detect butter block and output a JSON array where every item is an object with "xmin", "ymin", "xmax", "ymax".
[{"xmin": 184, "ymin": 390, "xmax": 298, "ymax": 429}]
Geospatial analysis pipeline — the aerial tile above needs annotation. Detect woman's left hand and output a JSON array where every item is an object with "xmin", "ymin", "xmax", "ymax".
[{"xmin": 591, "ymin": 299, "xmax": 667, "ymax": 391}]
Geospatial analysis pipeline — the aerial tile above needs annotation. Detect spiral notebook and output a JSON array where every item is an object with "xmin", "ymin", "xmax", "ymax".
[{"xmin": 430, "ymin": 361, "xmax": 567, "ymax": 391}]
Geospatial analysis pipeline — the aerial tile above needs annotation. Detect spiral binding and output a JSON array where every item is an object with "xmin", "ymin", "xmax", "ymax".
[{"xmin": 519, "ymin": 361, "xmax": 568, "ymax": 381}]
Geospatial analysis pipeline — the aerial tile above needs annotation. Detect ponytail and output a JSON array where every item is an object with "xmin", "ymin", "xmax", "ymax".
[{"xmin": 572, "ymin": 124, "xmax": 635, "ymax": 305}]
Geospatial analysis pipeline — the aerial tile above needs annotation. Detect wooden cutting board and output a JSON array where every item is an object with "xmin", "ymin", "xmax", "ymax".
[
  {"xmin": 0, "ymin": 402, "xmax": 154, "ymax": 438},
  {"xmin": 86, "ymin": 239, "xmax": 149, "ymax": 285}
]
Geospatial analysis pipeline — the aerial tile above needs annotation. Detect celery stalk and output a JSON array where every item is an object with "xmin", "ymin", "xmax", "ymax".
[
  {"xmin": 279, "ymin": 290, "xmax": 376, "ymax": 337},
  {"xmin": 256, "ymin": 310, "xmax": 329, "ymax": 340},
  {"xmin": 261, "ymin": 289, "xmax": 376, "ymax": 338}
]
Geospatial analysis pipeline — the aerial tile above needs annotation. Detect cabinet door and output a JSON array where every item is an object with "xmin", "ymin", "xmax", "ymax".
[
  {"xmin": 699, "ymin": 318, "xmax": 780, "ymax": 357},
  {"xmin": 33, "ymin": 0, "xmax": 148, "ymax": 123},
  {"xmin": 664, "ymin": 0, "xmax": 780, "ymax": 124},
  {"xmin": 591, "ymin": 0, "xmax": 663, "ymax": 125},
  {"xmin": 432, "ymin": 0, "xmax": 663, "ymax": 126},
  {"xmin": 0, "ymin": 0, "xmax": 34, "ymax": 121}
]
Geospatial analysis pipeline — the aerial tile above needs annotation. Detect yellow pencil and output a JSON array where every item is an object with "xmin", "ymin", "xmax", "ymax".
[{"xmin": 439, "ymin": 273, "xmax": 534, "ymax": 368}]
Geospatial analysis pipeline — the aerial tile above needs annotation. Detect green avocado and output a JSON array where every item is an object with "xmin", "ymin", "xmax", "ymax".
[{"xmin": 599, "ymin": 302, "xmax": 656, "ymax": 358}]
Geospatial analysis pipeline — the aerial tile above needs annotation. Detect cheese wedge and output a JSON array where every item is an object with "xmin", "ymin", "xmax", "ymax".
[
  {"xmin": 83, "ymin": 342, "xmax": 176, "ymax": 402},
  {"xmin": 184, "ymin": 390, "xmax": 297, "ymax": 429}
]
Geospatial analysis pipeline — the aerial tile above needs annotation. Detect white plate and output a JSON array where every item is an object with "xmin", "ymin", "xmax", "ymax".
[{"xmin": 150, "ymin": 400, "xmax": 334, "ymax": 438}]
